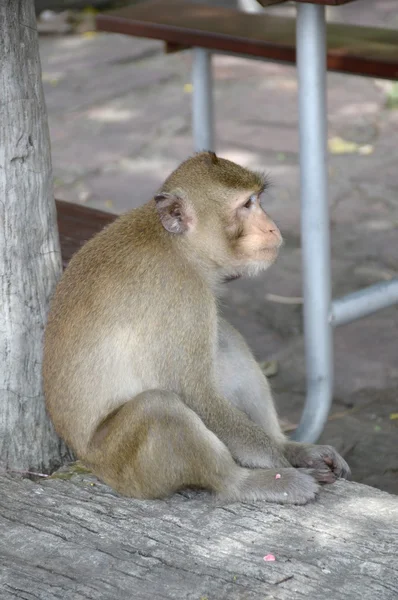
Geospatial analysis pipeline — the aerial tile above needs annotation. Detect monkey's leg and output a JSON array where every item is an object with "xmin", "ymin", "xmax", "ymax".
[
  {"xmin": 217, "ymin": 319, "xmax": 350, "ymax": 480},
  {"xmin": 86, "ymin": 390, "xmax": 321, "ymax": 504}
]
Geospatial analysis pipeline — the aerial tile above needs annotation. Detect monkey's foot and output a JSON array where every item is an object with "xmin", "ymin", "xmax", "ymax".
[
  {"xmin": 221, "ymin": 467, "xmax": 321, "ymax": 505},
  {"xmin": 284, "ymin": 442, "xmax": 351, "ymax": 482}
]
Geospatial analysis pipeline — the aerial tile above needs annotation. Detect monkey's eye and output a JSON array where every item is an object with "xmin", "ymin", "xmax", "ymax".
[{"xmin": 243, "ymin": 194, "xmax": 257, "ymax": 210}]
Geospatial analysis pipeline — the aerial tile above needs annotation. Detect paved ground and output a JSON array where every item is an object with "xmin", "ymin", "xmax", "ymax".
[{"xmin": 39, "ymin": 0, "xmax": 398, "ymax": 494}]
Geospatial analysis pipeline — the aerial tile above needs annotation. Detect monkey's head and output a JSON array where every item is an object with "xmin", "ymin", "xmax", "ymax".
[{"xmin": 154, "ymin": 152, "xmax": 283, "ymax": 279}]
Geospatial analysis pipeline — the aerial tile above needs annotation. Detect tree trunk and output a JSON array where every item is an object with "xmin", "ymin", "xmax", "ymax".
[{"xmin": 0, "ymin": 0, "xmax": 69, "ymax": 472}]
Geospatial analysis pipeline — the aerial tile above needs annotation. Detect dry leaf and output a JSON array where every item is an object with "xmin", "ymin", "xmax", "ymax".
[
  {"xmin": 259, "ymin": 360, "xmax": 278, "ymax": 377},
  {"xmin": 265, "ymin": 293, "xmax": 303, "ymax": 305},
  {"xmin": 358, "ymin": 145, "xmax": 374, "ymax": 155},
  {"xmin": 328, "ymin": 136, "xmax": 374, "ymax": 156},
  {"xmin": 280, "ymin": 419, "xmax": 298, "ymax": 433}
]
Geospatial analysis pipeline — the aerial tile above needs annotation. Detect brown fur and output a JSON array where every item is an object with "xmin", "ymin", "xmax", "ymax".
[{"xmin": 43, "ymin": 153, "xmax": 350, "ymax": 503}]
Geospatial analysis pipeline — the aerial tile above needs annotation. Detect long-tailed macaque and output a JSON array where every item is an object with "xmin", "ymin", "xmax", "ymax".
[{"xmin": 43, "ymin": 152, "xmax": 350, "ymax": 504}]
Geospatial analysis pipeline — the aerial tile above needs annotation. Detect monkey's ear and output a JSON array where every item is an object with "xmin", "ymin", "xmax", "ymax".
[
  {"xmin": 205, "ymin": 151, "xmax": 219, "ymax": 165},
  {"xmin": 154, "ymin": 193, "xmax": 194, "ymax": 234}
]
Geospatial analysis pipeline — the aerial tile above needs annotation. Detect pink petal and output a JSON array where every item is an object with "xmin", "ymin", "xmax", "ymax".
[
  {"xmin": 275, "ymin": 473, "xmax": 281, "ymax": 479},
  {"xmin": 264, "ymin": 554, "xmax": 276, "ymax": 562}
]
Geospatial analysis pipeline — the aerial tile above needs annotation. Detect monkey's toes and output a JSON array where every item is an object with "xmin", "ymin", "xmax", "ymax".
[{"xmin": 282, "ymin": 469, "xmax": 321, "ymax": 505}]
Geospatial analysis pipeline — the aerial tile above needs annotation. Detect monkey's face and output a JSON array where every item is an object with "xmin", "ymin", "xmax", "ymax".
[
  {"xmin": 155, "ymin": 152, "xmax": 283, "ymax": 279},
  {"xmin": 223, "ymin": 190, "xmax": 283, "ymax": 277}
]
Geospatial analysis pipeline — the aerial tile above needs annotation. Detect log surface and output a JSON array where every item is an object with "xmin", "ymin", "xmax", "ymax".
[{"xmin": 0, "ymin": 473, "xmax": 397, "ymax": 600}]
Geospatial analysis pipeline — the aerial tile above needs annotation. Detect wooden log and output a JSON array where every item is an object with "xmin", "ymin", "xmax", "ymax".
[
  {"xmin": 0, "ymin": 0, "xmax": 69, "ymax": 472},
  {"xmin": 0, "ymin": 472, "xmax": 397, "ymax": 599}
]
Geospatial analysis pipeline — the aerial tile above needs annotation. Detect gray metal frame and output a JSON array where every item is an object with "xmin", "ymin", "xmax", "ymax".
[
  {"xmin": 293, "ymin": 3, "xmax": 333, "ymax": 442},
  {"xmin": 192, "ymin": 48, "xmax": 214, "ymax": 152},
  {"xmin": 191, "ymin": 4, "xmax": 398, "ymax": 443}
]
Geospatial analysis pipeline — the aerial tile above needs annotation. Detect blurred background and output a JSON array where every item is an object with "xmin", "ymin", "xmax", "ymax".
[{"xmin": 35, "ymin": 0, "xmax": 398, "ymax": 493}]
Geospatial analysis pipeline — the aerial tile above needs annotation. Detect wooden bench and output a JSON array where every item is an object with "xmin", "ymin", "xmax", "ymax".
[
  {"xmin": 93, "ymin": 1, "xmax": 398, "ymax": 445},
  {"xmin": 56, "ymin": 200, "xmax": 115, "ymax": 269}
]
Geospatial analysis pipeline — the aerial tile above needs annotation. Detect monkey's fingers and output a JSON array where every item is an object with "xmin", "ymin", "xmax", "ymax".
[
  {"xmin": 316, "ymin": 447, "xmax": 351, "ymax": 480},
  {"xmin": 308, "ymin": 466, "xmax": 337, "ymax": 485},
  {"xmin": 295, "ymin": 446, "xmax": 351, "ymax": 481}
]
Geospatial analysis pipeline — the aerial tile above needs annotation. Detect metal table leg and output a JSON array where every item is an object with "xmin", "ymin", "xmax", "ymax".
[
  {"xmin": 331, "ymin": 279, "xmax": 398, "ymax": 327},
  {"xmin": 292, "ymin": 3, "xmax": 332, "ymax": 443},
  {"xmin": 192, "ymin": 47, "xmax": 214, "ymax": 152}
]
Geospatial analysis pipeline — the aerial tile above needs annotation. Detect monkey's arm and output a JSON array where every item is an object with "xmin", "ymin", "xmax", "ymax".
[
  {"xmin": 215, "ymin": 319, "xmax": 350, "ymax": 480},
  {"xmin": 184, "ymin": 386, "xmax": 292, "ymax": 469}
]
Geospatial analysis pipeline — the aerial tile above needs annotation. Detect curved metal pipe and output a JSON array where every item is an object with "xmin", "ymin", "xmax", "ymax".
[
  {"xmin": 330, "ymin": 280, "xmax": 398, "ymax": 327},
  {"xmin": 292, "ymin": 3, "xmax": 331, "ymax": 443},
  {"xmin": 192, "ymin": 48, "xmax": 214, "ymax": 152}
]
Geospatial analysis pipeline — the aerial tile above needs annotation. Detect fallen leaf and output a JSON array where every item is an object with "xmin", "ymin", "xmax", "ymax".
[
  {"xmin": 328, "ymin": 136, "xmax": 358, "ymax": 154},
  {"xmin": 358, "ymin": 144, "xmax": 374, "ymax": 155},
  {"xmin": 328, "ymin": 136, "xmax": 373, "ymax": 156},
  {"xmin": 265, "ymin": 293, "xmax": 303, "ymax": 305},
  {"xmin": 386, "ymin": 82, "xmax": 398, "ymax": 109},
  {"xmin": 280, "ymin": 419, "xmax": 298, "ymax": 433},
  {"xmin": 259, "ymin": 360, "xmax": 278, "ymax": 377},
  {"xmin": 389, "ymin": 413, "xmax": 398, "ymax": 420}
]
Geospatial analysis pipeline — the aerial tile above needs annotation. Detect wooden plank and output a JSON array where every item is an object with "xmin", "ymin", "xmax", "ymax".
[
  {"xmin": 282, "ymin": 0, "xmax": 357, "ymax": 5},
  {"xmin": 96, "ymin": 0, "xmax": 398, "ymax": 80},
  {"xmin": 0, "ymin": 473, "xmax": 397, "ymax": 600},
  {"xmin": 56, "ymin": 200, "xmax": 116, "ymax": 268},
  {"xmin": 252, "ymin": 0, "xmax": 288, "ymax": 6}
]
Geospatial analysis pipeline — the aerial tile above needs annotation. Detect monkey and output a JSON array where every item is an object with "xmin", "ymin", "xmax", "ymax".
[{"xmin": 43, "ymin": 152, "xmax": 350, "ymax": 505}]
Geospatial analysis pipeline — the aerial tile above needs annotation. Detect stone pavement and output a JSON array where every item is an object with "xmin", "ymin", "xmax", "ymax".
[{"xmin": 39, "ymin": 0, "xmax": 398, "ymax": 494}]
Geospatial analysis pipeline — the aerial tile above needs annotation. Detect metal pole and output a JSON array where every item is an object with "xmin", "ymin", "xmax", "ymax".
[
  {"xmin": 331, "ymin": 279, "xmax": 398, "ymax": 327},
  {"xmin": 192, "ymin": 47, "xmax": 214, "ymax": 152},
  {"xmin": 292, "ymin": 3, "xmax": 331, "ymax": 443}
]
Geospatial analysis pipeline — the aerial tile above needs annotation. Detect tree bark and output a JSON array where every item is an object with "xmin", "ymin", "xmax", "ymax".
[{"xmin": 0, "ymin": 0, "xmax": 69, "ymax": 472}]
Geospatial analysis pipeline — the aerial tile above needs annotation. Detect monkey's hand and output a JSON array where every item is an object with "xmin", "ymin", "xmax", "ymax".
[{"xmin": 284, "ymin": 442, "xmax": 351, "ymax": 482}]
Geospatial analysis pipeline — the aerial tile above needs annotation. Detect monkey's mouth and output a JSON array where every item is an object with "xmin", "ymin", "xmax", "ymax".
[{"xmin": 262, "ymin": 244, "xmax": 282, "ymax": 260}]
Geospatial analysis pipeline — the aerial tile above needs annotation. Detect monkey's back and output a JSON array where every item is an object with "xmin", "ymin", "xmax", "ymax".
[{"xmin": 43, "ymin": 204, "xmax": 213, "ymax": 456}]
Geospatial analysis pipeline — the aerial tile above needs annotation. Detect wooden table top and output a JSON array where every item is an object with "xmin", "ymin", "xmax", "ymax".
[
  {"xmin": 257, "ymin": 0, "xmax": 359, "ymax": 5},
  {"xmin": 97, "ymin": 1, "xmax": 398, "ymax": 80}
]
